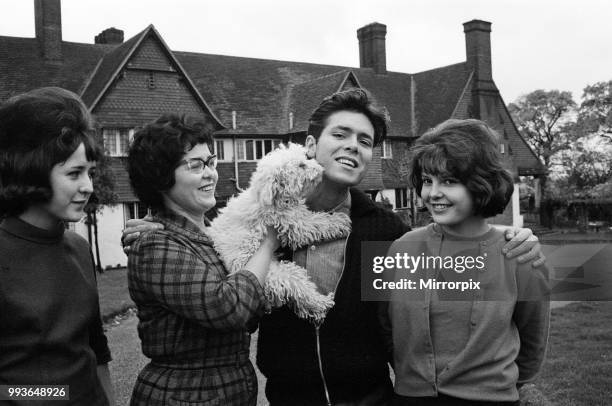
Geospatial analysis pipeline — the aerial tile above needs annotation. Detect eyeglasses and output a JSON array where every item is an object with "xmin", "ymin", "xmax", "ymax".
[{"xmin": 177, "ymin": 154, "xmax": 218, "ymax": 173}]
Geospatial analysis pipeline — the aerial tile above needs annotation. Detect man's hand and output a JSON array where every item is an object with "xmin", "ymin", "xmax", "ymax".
[
  {"xmin": 502, "ymin": 227, "xmax": 546, "ymax": 267},
  {"xmin": 121, "ymin": 214, "xmax": 163, "ymax": 254}
]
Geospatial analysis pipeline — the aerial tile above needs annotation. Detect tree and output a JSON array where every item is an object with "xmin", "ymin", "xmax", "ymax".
[
  {"xmin": 508, "ymin": 89, "xmax": 577, "ymax": 197},
  {"xmin": 84, "ymin": 150, "xmax": 117, "ymax": 272},
  {"xmin": 555, "ymin": 138, "xmax": 612, "ymax": 196},
  {"xmin": 576, "ymin": 80, "xmax": 612, "ymax": 142}
]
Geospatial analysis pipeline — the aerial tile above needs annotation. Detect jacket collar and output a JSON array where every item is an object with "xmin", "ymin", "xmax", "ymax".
[{"xmin": 349, "ymin": 188, "xmax": 378, "ymax": 218}]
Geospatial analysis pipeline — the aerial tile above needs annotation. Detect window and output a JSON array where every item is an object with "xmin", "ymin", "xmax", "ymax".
[
  {"xmin": 395, "ymin": 188, "xmax": 409, "ymax": 208},
  {"xmin": 103, "ymin": 128, "xmax": 133, "ymax": 157},
  {"xmin": 213, "ymin": 139, "xmax": 233, "ymax": 161},
  {"xmin": 123, "ymin": 203, "xmax": 149, "ymax": 224},
  {"xmin": 382, "ymin": 140, "xmax": 393, "ymax": 159},
  {"xmin": 147, "ymin": 72, "xmax": 155, "ymax": 89},
  {"xmin": 236, "ymin": 139, "xmax": 282, "ymax": 161}
]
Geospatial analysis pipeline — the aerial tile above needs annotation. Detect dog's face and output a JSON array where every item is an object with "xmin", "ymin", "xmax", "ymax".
[{"xmin": 251, "ymin": 143, "xmax": 323, "ymax": 209}]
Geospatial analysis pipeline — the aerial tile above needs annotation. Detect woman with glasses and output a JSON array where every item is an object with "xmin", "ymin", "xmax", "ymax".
[{"xmin": 126, "ymin": 114, "xmax": 278, "ymax": 405}]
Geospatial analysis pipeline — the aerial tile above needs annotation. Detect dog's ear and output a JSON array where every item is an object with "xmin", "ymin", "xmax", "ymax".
[
  {"xmin": 258, "ymin": 183, "xmax": 274, "ymax": 207},
  {"xmin": 305, "ymin": 136, "xmax": 317, "ymax": 159},
  {"xmin": 257, "ymin": 169, "xmax": 284, "ymax": 207}
]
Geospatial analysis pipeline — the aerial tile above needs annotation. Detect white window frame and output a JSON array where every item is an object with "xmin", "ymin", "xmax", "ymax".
[
  {"xmin": 236, "ymin": 139, "xmax": 282, "ymax": 161},
  {"xmin": 395, "ymin": 187, "xmax": 409, "ymax": 208},
  {"xmin": 123, "ymin": 202, "xmax": 149, "ymax": 224},
  {"xmin": 103, "ymin": 128, "xmax": 134, "ymax": 157},
  {"xmin": 214, "ymin": 139, "xmax": 234, "ymax": 162},
  {"xmin": 382, "ymin": 140, "xmax": 393, "ymax": 159}
]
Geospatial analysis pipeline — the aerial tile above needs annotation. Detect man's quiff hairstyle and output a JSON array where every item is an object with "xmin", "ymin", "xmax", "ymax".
[
  {"xmin": 127, "ymin": 114, "xmax": 214, "ymax": 211},
  {"xmin": 307, "ymin": 88, "xmax": 389, "ymax": 146},
  {"xmin": 0, "ymin": 87, "xmax": 101, "ymax": 217},
  {"xmin": 409, "ymin": 119, "xmax": 514, "ymax": 218}
]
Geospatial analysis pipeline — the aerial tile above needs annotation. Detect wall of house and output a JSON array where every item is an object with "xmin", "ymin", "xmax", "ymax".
[
  {"xmin": 381, "ymin": 139, "xmax": 412, "ymax": 189},
  {"xmin": 73, "ymin": 204, "xmax": 127, "ymax": 269},
  {"xmin": 377, "ymin": 188, "xmax": 396, "ymax": 207},
  {"xmin": 359, "ymin": 143, "xmax": 384, "ymax": 191}
]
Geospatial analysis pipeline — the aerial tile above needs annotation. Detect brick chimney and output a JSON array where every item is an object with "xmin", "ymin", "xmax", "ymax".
[
  {"xmin": 34, "ymin": 0, "xmax": 62, "ymax": 61},
  {"xmin": 463, "ymin": 19, "xmax": 499, "ymax": 120},
  {"xmin": 95, "ymin": 27, "xmax": 124, "ymax": 44},
  {"xmin": 357, "ymin": 22, "xmax": 387, "ymax": 74},
  {"xmin": 464, "ymin": 19, "xmax": 493, "ymax": 82}
]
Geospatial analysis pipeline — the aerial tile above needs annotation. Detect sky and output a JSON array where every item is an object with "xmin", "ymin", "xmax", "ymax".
[{"xmin": 1, "ymin": 0, "xmax": 610, "ymax": 104}]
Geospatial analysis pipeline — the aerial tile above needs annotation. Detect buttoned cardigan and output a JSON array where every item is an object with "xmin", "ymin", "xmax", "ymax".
[{"xmin": 386, "ymin": 224, "xmax": 550, "ymax": 402}]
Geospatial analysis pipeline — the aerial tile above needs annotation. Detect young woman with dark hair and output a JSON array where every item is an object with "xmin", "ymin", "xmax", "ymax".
[
  {"xmin": 386, "ymin": 119, "xmax": 550, "ymax": 406},
  {"xmin": 0, "ymin": 87, "xmax": 114, "ymax": 405}
]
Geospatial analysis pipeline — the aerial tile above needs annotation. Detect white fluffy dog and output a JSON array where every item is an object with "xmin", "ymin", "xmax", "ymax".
[{"xmin": 208, "ymin": 143, "xmax": 351, "ymax": 322}]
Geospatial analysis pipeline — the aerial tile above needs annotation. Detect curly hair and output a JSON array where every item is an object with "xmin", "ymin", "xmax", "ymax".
[
  {"xmin": 307, "ymin": 88, "xmax": 389, "ymax": 146},
  {"xmin": 127, "ymin": 114, "xmax": 215, "ymax": 211},
  {"xmin": 408, "ymin": 119, "xmax": 514, "ymax": 218},
  {"xmin": 0, "ymin": 87, "xmax": 102, "ymax": 217}
]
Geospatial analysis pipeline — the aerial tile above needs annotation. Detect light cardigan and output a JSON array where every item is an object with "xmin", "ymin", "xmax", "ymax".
[{"xmin": 385, "ymin": 223, "xmax": 550, "ymax": 402}]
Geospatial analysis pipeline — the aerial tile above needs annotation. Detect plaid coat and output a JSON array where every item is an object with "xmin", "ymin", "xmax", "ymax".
[{"xmin": 127, "ymin": 210, "xmax": 265, "ymax": 406}]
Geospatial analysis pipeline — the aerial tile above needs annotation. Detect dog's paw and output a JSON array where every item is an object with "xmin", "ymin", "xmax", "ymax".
[{"xmin": 264, "ymin": 261, "xmax": 335, "ymax": 322}]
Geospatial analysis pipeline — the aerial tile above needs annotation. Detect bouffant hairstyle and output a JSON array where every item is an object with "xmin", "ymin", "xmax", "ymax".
[
  {"xmin": 409, "ymin": 119, "xmax": 514, "ymax": 218},
  {"xmin": 0, "ymin": 87, "xmax": 101, "ymax": 217},
  {"xmin": 127, "ymin": 114, "xmax": 214, "ymax": 211},
  {"xmin": 307, "ymin": 88, "xmax": 389, "ymax": 147}
]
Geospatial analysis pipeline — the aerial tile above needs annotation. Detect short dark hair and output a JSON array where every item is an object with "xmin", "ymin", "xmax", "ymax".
[
  {"xmin": 127, "ymin": 114, "xmax": 214, "ymax": 211},
  {"xmin": 0, "ymin": 87, "xmax": 101, "ymax": 217},
  {"xmin": 408, "ymin": 119, "xmax": 514, "ymax": 218},
  {"xmin": 307, "ymin": 88, "xmax": 389, "ymax": 146}
]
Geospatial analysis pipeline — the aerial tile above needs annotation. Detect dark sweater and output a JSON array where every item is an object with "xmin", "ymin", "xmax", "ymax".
[
  {"xmin": 0, "ymin": 217, "xmax": 111, "ymax": 405},
  {"xmin": 257, "ymin": 189, "xmax": 410, "ymax": 404}
]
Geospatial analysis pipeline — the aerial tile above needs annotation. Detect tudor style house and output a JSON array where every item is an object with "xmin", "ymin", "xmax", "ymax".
[{"xmin": 0, "ymin": 0, "xmax": 544, "ymax": 268}]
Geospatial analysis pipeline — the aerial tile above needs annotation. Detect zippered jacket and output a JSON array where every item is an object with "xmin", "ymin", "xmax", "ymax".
[{"xmin": 257, "ymin": 188, "xmax": 410, "ymax": 404}]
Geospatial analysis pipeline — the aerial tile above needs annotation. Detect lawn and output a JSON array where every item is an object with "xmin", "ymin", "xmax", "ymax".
[
  {"xmin": 535, "ymin": 301, "xmax": 612, "ymax": 405},
  {"xmin": 98, "ymin": 268, "xmax": 612, "ymax": 405},
  {"xmin": 97, "ymin": 267, "xmax": 134, "ymax": 323}
]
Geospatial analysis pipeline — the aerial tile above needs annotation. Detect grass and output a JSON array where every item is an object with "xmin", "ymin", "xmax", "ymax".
[
  {"xmin": 535, "ymin": 301, "xmax": 612, "ymax": 405},
  {"xmin": 97, "ymin": 267, "xmax": 134, "ymax": 323},
  {"xmin": 97, "ymin": 268, "xmax": 612, "ymax": 405}
]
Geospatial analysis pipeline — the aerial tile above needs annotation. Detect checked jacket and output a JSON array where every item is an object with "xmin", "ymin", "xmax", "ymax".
[{"xmin": 127, "ymin": 210, "xmax": 265, "ymax": 406}]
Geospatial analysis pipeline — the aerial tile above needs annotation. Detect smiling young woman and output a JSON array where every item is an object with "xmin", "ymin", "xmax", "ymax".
[{"xmin": 0, "ymin": 87, "xmax": 115, "ymax": 405}]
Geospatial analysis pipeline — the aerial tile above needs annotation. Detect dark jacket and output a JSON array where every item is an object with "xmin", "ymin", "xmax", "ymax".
[{"xmin": 257, "ymin": 188, "xmax": 410, "ymax": 404}]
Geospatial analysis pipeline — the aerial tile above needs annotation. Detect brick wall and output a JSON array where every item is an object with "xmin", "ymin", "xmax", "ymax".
[
  {"xmin": 93, "ymin": 36, "xmax": 211, "ymax": 128},
  {"xmin": 382, "ymin": 139, "xmax": 412, "ymax": 189}
]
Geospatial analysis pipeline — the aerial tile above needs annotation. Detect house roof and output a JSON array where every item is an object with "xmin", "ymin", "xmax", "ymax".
[
  {"xmin": 413, "ymin": 62, "xmax": 472, "ymax": 136},
  {"xmin": 80, "ymin": 25, "xmax": 225, "ymax": 129},
  {"xmin": 0, "ymin": 36, "xmax": 112, "ymax": 102},
  {"xmin": 80, "ymin": 28, "xmax": 145, "ymax": 108},
  {"xmin": 175, "ymin": 51, "xmax": 344, "ymax": 134},
  {"xmin": 0, "ymin": 24, "xmax": 544, "ymax": 198}
]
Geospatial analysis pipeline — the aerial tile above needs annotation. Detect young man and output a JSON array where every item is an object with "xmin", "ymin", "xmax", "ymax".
[{"xmin": 123, "ymin": 89, "xmax": 543, "ymax": 405}]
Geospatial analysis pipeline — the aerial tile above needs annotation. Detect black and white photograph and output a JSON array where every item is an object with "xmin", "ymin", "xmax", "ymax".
[{"xmin": 1, "ymin": 0, "xmax": 611, "ymax": 405}]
